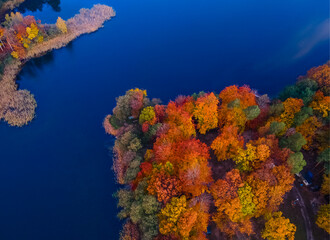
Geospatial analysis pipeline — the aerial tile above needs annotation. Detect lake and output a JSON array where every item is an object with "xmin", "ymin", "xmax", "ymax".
[{"xmin": 0, "ymin": 0, "xmax": 329, "ymax": 239}]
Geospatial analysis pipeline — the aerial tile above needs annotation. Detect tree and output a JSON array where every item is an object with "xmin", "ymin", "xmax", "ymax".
[
  {"xmin": 159, "ymin": 196, "xmax": 187, "ymax": 235},
  {"xmin": 139, "ymin": 106, "xmax": 156, "ymax": 125},
  {"xmin": 233, "ymin": 143, "xmax": 257, "ymax": 172},
  {"xmin": 238, "ymin": 183, "xmax": 256, "ymax": 216},
  {"xmin": 306, "ymin": 62, "xmax": 330, "ymax": 88},
  {"xmin": 296, "ymin": 116, "xmax": 322, "ymax": 150},
  {"xmin": 218, "ymin": 105, "xmax": 247, "ymax": 131},
  {"xmin": 243, "ymin": 105, "xmax": 260, "ymax": 120},
  {"xmin": 210, "ymin": 169, "xmax": 243, "ymax": 207},
  {"xmin": 193, "ymin": 92, "xmax": 219, "ymax": 134},
  {"xmin": 219, "ymin": 85, "xmax": 256, "ymax": 109},
  {"xmin": 317, "ymin": 148, "xmax": 330, "ymax": 175},
  {"xmin": 112, "ymin": 88, "xmax": 148, "ymax": 124},
  {"xmin": 269, "ymin": 121, "xmax": 286, "ymax": 136},
  {"xmin": 279, "ymin": 98, "xmax": 304, "ymax": 128},
  {"xmin": 26, "ymin": 23, "xmax": 39, "ymax": 40},
  {"xmin": 120, "ymin": 220, "xmax": 140, "ymax": 240},
  {"xmin": 279, "ymin": 132, "xmax": 307, "ymax": 152},
  {"xmin": 246, "ymin": 176, "xmax": 271, "ymax": 217},
  {"xmin": 320, "ymin": 174, "xmax": 330, "ymax": 195},
  {"xmin": 177, "ymin": 209, "xmax": 198, "ymax": 239},
  {"xmin": 310, "ymin": 91, "xmax": 330, "ymax": 118},
  {"xmin": 211, "ymin": 126, "xmax": 244, "ymax": 161},
  {"xmin": 165, "ymin": 101, "xmax": 196, "ymax": 139},
  {"xmin": 147, "ymin": 164, "xmax": 182, "ymax": 204},
  {"xmin": 287, "ymin": 152, "xmax": 306, "ymax": 174},
  {"xmin": 279, "ymin": 79, "xmax": 317, "ymax": 104},
  {"xmin": 293, "ymin": 107, "xmax": 313, "ymax": 127},
  {"xmin": 262, "ymin": 211, "xmax": 296, "ymax": 240},
  {"xmin": 56, "ymin": 17, "xmax": 67, "ymax": 33},
  {"xmin": 178, "ymin": 160, "xmax": 212, "ymax": 197},
  {"xmin": 316, "ymin": 204, "xmax": 330, "ymax": 234}
]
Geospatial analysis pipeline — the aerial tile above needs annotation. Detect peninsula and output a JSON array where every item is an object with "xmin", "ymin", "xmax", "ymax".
[{"xmin": 0, "ymin": 4, "xmax": 115, "ymax": 126}]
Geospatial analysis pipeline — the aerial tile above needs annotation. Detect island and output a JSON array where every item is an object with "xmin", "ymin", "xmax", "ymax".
[
  {"xmin": 0, "ymin": 4, "xmax": 115, "ymax": 126},
  {"xmin": 104, "ymin": 63, "xmax": 330, "ymax": 240}
]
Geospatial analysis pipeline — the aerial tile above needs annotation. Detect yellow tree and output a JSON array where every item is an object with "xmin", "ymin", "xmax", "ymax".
[
  {"xmin": 26, "ymin": 23, "xmax": 39, "ymax": 40},
  {"xmin": 139, "ymin": 106, "xmax": 156, "ymax": 125},
  {"xmin": 262, "ymin": 211, "xmax": 296, "ymax": 240},
  {"xmin": 279, "ymin": 98, "xmax": 304, "ymax": 128},
  {"xmin": 56, "ymin": 17, "xmax": 68, "ymax": 33},
  {"xmin": 316, "ymin": 204, "xmax": 330, "ymax": 234},
  {"xmin": 233, "ymin": 143, "xmax": 257, "ymax": 172},
  {"xmin": 310, "ymin": 91, "xmax": 330, "ymax": 118},
  {"xmin": 321, "ymin": 174, "xmax": 330, "ymax": 195},
  {"xmin": 159, "ymin": 195, "xmax": 187, "ymax": 235}
]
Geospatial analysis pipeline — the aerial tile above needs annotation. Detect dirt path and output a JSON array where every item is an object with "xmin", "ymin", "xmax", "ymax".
[{"xmin": 292, "ymin": 185, "xmax": 314, "ymax": 240}]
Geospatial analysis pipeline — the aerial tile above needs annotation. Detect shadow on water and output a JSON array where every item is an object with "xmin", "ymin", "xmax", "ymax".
[
  {"xmin": 16, "ymin": 41, "xmax": 74, "ymax": 82},
  {"xmin": 17, "ymin": 0, "xmax": 61, "ymax": 13},
  {"xmin": 17, "ymin": 51, "xmax": 55, "ymax": 80}
]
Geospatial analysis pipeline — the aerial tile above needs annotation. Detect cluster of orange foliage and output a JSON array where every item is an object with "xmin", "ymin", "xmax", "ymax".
[
  {"xmin": 0, "ymin": 12, "xmax": 46, "ymax": 60},
  {"xmin": 107, "ymin": 62, "xmax": 330, "ymax": 240}
]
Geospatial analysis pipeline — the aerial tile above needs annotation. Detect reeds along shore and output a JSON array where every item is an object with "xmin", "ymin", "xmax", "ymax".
[
  {"xmin": 0, "ymin": 4, "xmax": 116, "ymax": 127},
  {"xmin": 0, "ymin": 0, "xmax": 25, "ymax": 14}
]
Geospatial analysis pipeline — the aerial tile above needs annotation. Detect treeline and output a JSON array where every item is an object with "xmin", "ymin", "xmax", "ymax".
[{"xmin": 105, "ymin": 62, "xmax": 330, "ymax": 240}]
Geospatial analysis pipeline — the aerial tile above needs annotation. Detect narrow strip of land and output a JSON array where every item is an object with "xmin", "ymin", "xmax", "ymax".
[{"xmin": 0, "ymin": 4, "xmax": 115, "ymax": 126}]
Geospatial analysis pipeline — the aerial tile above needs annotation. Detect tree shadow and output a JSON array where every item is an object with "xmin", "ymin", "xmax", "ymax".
[
  {"xmin": 17, "ymin": 51, "xmax": 55, "ymax": 81},
  {"xmin": 17, "ymin": 0, "xmax": 61, "ymax": 13}
]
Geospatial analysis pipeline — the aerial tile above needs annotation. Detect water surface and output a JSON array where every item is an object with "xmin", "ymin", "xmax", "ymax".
[{"xmin": 0, "ymin": 0, "xmax": 329, "ymax": 239}]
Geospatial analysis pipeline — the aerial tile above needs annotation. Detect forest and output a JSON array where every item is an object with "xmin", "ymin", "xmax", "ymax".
[
  {"xmin": 0, "ymin": 4, "xmax": 115, "ymax": 127},
  {"xmin": 104, "ymin": 62, "xmax": 330, "ymax": 240}
]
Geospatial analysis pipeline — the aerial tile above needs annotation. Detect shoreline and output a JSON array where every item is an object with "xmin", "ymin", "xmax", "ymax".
[
  {"xmin": 0, "ymin": 0, "xmax": 25, "ymax": 17},
  {"xmin": 0, "ymin": 4, "xmax": 116, "ymax": 127}
]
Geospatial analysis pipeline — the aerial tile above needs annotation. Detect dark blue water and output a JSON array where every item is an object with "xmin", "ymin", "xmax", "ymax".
[{"xmin": 0, "ymin": 0, "xmax": 329, "ymax": 239}]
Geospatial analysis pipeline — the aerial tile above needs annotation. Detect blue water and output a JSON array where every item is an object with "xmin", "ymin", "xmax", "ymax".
[{"xmin": 0, "ymin": 0, "xmax": 329, "ymax": 239}]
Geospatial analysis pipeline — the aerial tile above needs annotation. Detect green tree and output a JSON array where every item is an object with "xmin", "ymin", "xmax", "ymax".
[
  {"xmin": 293, "ymin": 107, "xmax": 313, "ymax": 127},
  {"xmin": 269, "ymin": 102, "xmax": 284, "ymax": 117},
  {"xmin": 243, "ymin": 105, "xmax": 261, "ymax": 120},
  {"xmin": 279, "ymin": 132, "xmax": 307, "ymax": 152},
  {"xmin": 279, "ymin": 79, "xmax": 318, "ymax": 104},
  {"xmin": 269, "ymin": 121, "xmax": 286, "ymax": 136},
  {"xmin": 287, "ymin": 152, "xmax": 306, "ymax": 174},
  {"xmin": 317, "ymin": 148, "xmax": 330, "ymax": 175}
]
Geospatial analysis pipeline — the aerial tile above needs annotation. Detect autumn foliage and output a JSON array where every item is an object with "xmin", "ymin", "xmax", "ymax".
[{"xmin": 106, "ymin": 62, "xmax": 330, "ymax": 240}]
